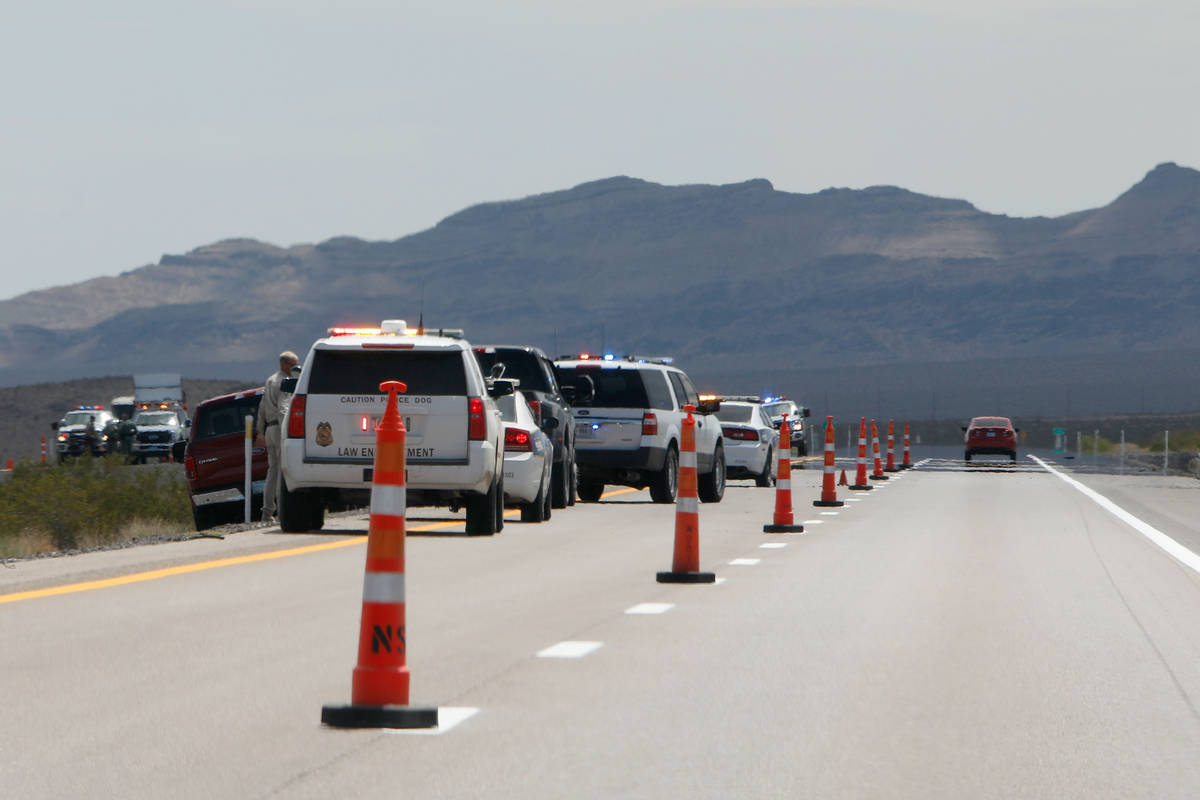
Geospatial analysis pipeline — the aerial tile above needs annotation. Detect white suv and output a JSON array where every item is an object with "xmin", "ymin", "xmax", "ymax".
[
  {"xmin": 553, "ymin": 356, "xmax": 725, "ymax": 504},
  {"xmin": 279, "ymin": 321, "xmax": 507, "ymax": 535}
]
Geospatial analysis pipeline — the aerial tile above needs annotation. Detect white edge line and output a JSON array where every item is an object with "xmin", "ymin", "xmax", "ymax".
[
  {"xmin": 625, "ymin": 602, "xmax": 675, "ymax": 615},
  {"xmin": 537, "ymin": 640, "xmax": 604, "ymax": 658},
  {"xmin": 1030, "ymin": 455, "xmax": 1200, "ymax": 575},
  {"xmin": 382, "ymin": 706, "xmax": 480, "ymax": 736}
]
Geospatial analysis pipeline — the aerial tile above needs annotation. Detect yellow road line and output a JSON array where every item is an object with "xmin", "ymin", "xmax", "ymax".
[
  {"xmin": 0, "ymin": 510, "xmax": 529, "ymax": 605},
  {"xmin": 600, "ymin": 487, "xmax": 639, "ymax": 499}
]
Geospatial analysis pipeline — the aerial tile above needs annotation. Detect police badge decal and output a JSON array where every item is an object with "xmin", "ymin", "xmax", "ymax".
[{"xmin": 315, "ymin": 421, "xmax": 333, "ymax": 447}]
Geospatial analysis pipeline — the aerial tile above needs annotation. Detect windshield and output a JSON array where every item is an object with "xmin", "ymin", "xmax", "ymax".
[
  {"xmin": 134, "ymin": 412, "xmax": 178, "ymax": 426},
  {"xmin": 763, "ymin": 402, "xmax": 797, "ymax": 419},
  {"xmin": 475, "ymin": 350, "xmax": 551, "ymax": 393},
  {"xmin": 715, "ymin": 404, "xmax": 754, "ymax": 423},
  {"xmin": 62, "ymin": 411, "xmax": 104, "ymax": 426}
]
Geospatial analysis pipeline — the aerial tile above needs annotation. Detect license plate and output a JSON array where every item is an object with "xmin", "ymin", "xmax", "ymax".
[
  {"xmin": 576, "ymin": 422, "xmax": 603, "ymax": 441},
  {"xmin": 358, "ymin": 414, "xmax": 418, "ymax": 433},
  {"xmin": 987, "ymin": 431, "xmax": 996, "ymax": 437}
]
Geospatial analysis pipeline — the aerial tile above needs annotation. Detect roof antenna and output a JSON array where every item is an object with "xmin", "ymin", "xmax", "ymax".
[{"xmin": 417, "ymin": 281, "xmax": 425, "ymax": 335}]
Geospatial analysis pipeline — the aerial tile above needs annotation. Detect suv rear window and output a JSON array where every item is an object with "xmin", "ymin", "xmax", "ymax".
[
  {"xmin": 715, "ymin": 405, "xmax": 753, "ymax": 423},
  {"xmin": 307, "ymin": 349, "xmax": 468, "ymax": 395},
  {"xmin": 474, "ymin": 350, "xmax": 551, "ymax": 393},
  {"xmin": 558, "ymin": 366, "xmax": 647, "ymax": 408},
  {"xmin": 194, "ymin": 395, "xmax": 261, "ymax": 441}
]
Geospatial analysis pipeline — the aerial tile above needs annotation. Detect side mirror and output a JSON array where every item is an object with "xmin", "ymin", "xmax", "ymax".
[
  {"xmin": 961, "ymin": 426, "xmax": 968, "ymax": 432},
  {"xmin": 542, "ymin": 416, "xmax": 559, "ymax": 430},
  {"xmin": 172, "ymin": 441, "xmax": 188, "ymax": 462},
  {"xmin": 488, "ymin": 378, "xmax": 516, "ymax": 398},
  {"xmin": 803, "ymin": 408, "xmax": 811, "ymax": 418},
  {"xmin": 281, "ymin": 377, "xmax": 298, "ymax": 394},
  {"xmin": 561, "ymin": 385, "xmax": 576, "ymax": 404},
  {"xmin": 51, "ymin": 421, "xmax": 59, "ymax": 430}
]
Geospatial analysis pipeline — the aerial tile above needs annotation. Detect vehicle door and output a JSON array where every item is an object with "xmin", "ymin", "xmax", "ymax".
[
  {"xmin": 667, "ymin": 371, "xmax": 718, "ymax": 471},
  {"xmin": 190, "ymin": 394, "xmax": 268, "ymax": 492}
]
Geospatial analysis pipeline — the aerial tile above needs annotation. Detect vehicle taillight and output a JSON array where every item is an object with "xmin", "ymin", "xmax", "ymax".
[
  {"xmin": 642, "ymin": 412, "xmax": 657, "ymax": 436},
  {"xmin": 287, "ymin": 394, "xmax": 307, "ymax": 438},
  {"xmin": 184, "ymin": 453, "xmax": 197, "ymax": 480},
  {"xmin": 527, "ymin": 398, "xmax": 542, "ymax": 425},
  {"xmin": 504, "ymin": 427, "xmax": 532, "ymax": 452},
  {"xmin": 468, "ymin": 396, "xmax": 486, "ymax": 440},
  {"xmin": 722, "ymin": 427, "xmax": 759, "ymax": 441}
]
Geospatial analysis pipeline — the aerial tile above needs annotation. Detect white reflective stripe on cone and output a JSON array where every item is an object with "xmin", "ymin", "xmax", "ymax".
[
  {"xmin": 676, "ymin": 496, "xmax": 699, "ymax": 514},
  {"xmin": 370, "ymin": 484, "xmax": 407, "ymax": 518},
  {"xmin": 679, "ymin": 450, "xmax": 697, "ymax": 469},
  {"xmin": 776, "ymin": 479, "xmax": 790, "ymax": 492},
  {"xmin": 362, "ymin": 572, "xmax": 406, "ymax": 603}
]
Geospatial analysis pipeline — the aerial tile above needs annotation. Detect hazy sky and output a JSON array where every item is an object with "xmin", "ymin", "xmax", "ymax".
[{"xmin": 2, "ymin": 0, "xmax": 1196, "ymax": 300}]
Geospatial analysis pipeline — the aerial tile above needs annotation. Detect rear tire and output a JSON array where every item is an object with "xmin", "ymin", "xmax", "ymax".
[
  {"xmin": 755, "ymin": 447, "xmax": 775, "ymax": 487},
  {"xmin": 551, "ymin": 457, "xmax": 569, "ymax": 509},
  {"xmin": 279, "ymin": 480, "xmax": 318, "ymax": 533},
  {"xmin": 521, "ymin": 482, "xmax": 548, "ymax": 522},
  {"xmin": 577, "ymin": 480, "xmax": 604, "ymax": 503},
  {"xmin": 698, "ymin": 445, "xmax": 726, "ymax": 503},
  {"xmin": 648, "ymin": 445, "xmax": 679, "ymax": 504},
  {"xmin": 191, "ymin": 504, "xmax": 221, "ymax": 531},
  {"xmin": 466, "ymin": 475, "xmax": 501, "ymax": 535},
  {"xmin": 964, "ymin": 451, "xmax": 972, "ymax": 463}
]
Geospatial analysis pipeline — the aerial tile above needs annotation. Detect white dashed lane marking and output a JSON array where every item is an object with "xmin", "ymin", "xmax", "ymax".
[
  {"xmin": 537, "ymin": 641, "xmax": 604, "ymax": 659},
  {"xmin": 382, "ymin": 707, "xmax": 480, "ymax": 736},
  {"xmin": 625, "ymin": 603, "xmax": 674, "ymax": 615},
  {"xmin": 729, "ymin": 558, "xmax": 761, "ymax": 566},
  {"xmin": 759, "ymin": 543, "xmax": 787, "ymax": 550}
]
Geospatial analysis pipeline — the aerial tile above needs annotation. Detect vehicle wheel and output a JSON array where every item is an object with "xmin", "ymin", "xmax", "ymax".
[
  {"xmin": 577, "ymin": 480, "xmax": 604, "ymax": 503},
  {"xmin": 279, "ymin": 480, "xmax": 316, "ymax": 533},
  {"xmin": 699, "ymin": 444, "xmax": 726, "ymax": 503},
  {"xmin": 567, "ymin": 456, "xmax": 577, "ymax": 506},
  {"xmin": 543, "ymin": 478, "xmax": 553, "ymax": 520},
  {"xmin": 191, "ymin": 504, "xmax": 221, "ymax": 531},
  {"xmin": 755, "ymin": 447, "xmax": 775, "ymax": 487},
  {"xmin": 466, "ymin": 475, "xmax": 501, "ymax": 535},
  {"xmin": 1010, "ymin": 452, "xmax": 1017, "ymax": 464},
  {"xmin": 964, "ymin": 451, "xmax": 972, "ymax": 463},
  {"xmin": 495, "ymin": 474, "xmax": 505, "ymax": 533},
  {"xmin": 551, "ymin": 457, "xmax": 569, "ymax": 509},
  {"xmin": 648, "ymin": 445, "xmax": 678, "ymax": 504},
  {"xmin": 309, "ymin": 498, "xmax": 325, "ymax": 531},
  {"xmin": 521, "ymin": 482, "xmax": 548, "ymax": 522},
  {"xmin": 797, "ymin": 441, "xmax": 808, "ymax": 457}
]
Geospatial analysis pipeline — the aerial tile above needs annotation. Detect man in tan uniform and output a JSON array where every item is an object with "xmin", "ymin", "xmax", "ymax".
[{"xmin": 257, "ymin": 350, "xmax": 299, "ymax": 523}]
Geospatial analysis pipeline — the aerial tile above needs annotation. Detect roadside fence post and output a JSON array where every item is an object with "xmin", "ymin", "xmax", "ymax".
[{"xmin": 244, "ymin": 415, "xmax": 253, "ymax": 524}]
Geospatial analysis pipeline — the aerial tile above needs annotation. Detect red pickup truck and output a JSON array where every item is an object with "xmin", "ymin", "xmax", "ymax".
[{"xmin": 179, "ymin": 387, "xmax": 269, "ymax": 529}]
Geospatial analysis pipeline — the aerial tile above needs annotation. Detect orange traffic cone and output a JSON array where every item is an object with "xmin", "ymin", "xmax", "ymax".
[
  {"xmin": 41, "ymin": 436, "xmax": 46, "ymax": 465},
  {"xmin": 885, "ymin": 419, "xmax": 898, "ymax": 472},
  {"xmin": 764, "ymin": 413, "xmax": 805, "ymax": 532},
  {"xmin": 870, "ymin": 419, "xmax": 889, "ymax": 481},
  {"xmin": 901, "ymin": 421, "xmax": 913, "ymax": 469},
  {"xmin": 839, "ymin": 469, "xmax": 848, "ymax": 486},
  {"xmin": 658, "ymin": 404, "xmax": 715, "ymax": 583},
  {"xmin": 813, "ymin": 415, "xmax": 843, "ymax": 507},
  {"xmin": 322, "ymin": 380, "xmax": 438, "ymax": 729},
  {"xmin": 4, "ymin": 458, "xmax": 12, "ymax": 470},
  {"xmin": 850, "ymin": 417, "xmax": 872, "ymax": 491}
]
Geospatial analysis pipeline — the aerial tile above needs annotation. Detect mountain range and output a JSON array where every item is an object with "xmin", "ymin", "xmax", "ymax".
[{"xmin": 3, "ymin": 162, "xmax": 1198, "ymax": 421}]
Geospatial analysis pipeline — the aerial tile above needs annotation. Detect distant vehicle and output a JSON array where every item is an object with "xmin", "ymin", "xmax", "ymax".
[
  {"xmin": 554, "ymin": 354, "xmax": 725, "ymax": 505},
  {"xmin": 51, "ymin": 406, "xmax": 116, "ymax": 460},
  {"xmin": 130, "ymin": 407, "xmax": 187, "ymax": 463},
  {"xmin": 178, "ymin": 388, "xmax": 268, "ymax": 530},
  {"xmin": 715, "ymin": 400, "xmax": 778, "ymax": 487},
  {"xmin": 279, "ymin": 320, "xmax": 508, "ymax": 535},
  {"xmin": 134, "ymin": 373, "xmax": 185, "ymax": 409},
  {"xmin": 496, "ymin": 390, "xmax": 553, "ymax": 522},
  {"xmin": 963, "ymin": 416, "xmax": 1019, "ymax": 463},
  {"xmin": 472, "ymin": 345, "xmax": 577, "ymax": 508},
  {"xmin": 762, "ymin": 397, "xmax": 811, "ymax": 456}
]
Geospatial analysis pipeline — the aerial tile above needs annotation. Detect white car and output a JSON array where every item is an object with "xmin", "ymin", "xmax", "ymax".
[
  {"xmin": 497, "ymin": 390, "xmax": 553, "ymax": 522},
  {"xmin": 715, "ymin": 400, "xmax": 778, "ymax": 487},
  {"xmin": 762, "ymin": 396, "xmax": 811, "ymax": 455},
  {"xmin": 279, "ymin": 320, "xmax": 508, "ymax": 535}
]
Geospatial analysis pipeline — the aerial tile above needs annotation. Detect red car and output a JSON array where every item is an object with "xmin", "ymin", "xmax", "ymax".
[
  {"xmin": 963, "ymin": 416, "xmax": 1018, "ymax": 463},
  {"xmin": 179, "ymin": 388, "xmax": 269, "ymax": 529}
]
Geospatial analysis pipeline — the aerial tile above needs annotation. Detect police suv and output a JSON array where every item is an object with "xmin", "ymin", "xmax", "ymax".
[
  {"xmin": 279, "ymin": 321, "xmax": 508, "ymax": 535},
  {"xmin": 554, "ymin": 354, "xmax": 726, "ymax": 504}
]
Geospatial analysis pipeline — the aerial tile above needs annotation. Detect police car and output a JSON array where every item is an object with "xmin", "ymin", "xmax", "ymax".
[
  {"xmin": 52, "ymin": 405, "xmax": 116, "ymax": 460},
  {"xmin": 131, "ymin": 402, "xmax": 189, "ymax": 463},
  {"xmin": 279, "ymin": 320, "xmax": 508, "ymax": 534},
  {"xmin": 554, "ymin": 354, "xmax": 726, "ymax": 504}
]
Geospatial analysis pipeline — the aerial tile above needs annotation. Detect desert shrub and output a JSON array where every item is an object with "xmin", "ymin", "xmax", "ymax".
[
  {"xmin": 1142, "ymin": 429, "xmax": 1200, "ymax": 452},
  {"xmin": 0, "ymin": 456, "xmax": 190, "ymax": 552}
]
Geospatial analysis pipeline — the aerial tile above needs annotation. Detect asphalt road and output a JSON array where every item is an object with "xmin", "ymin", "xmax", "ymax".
[{"xmin": 2, "ymin": 454, "xmax": 1199, "ymax": 799}]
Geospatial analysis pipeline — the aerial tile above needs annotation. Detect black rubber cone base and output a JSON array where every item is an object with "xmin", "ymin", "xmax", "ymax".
[
  {"xmin": 885, "ymin": 467, "xmax": 900, "ymax": 473},
  {"xmin": 813, "ymin": 499, "xmax": 844, "ymax": 507},
  {"xmin": 656, "ymin": 570, "xmax": 716, "ymax": 583},
  {"xmin": 869, "ymin": 474, "xmax": 889, "ymax": 481},
  {"xmin": 850, "ymin": 484, "xmax": 873, "ymax": 491},
  {"xmin": 321, "ymin": 703, "xmax": 439, "ymax": 729},
  {"xmin": 763, "ymin": 523, "xmax": 805, "ymax": 533}
]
